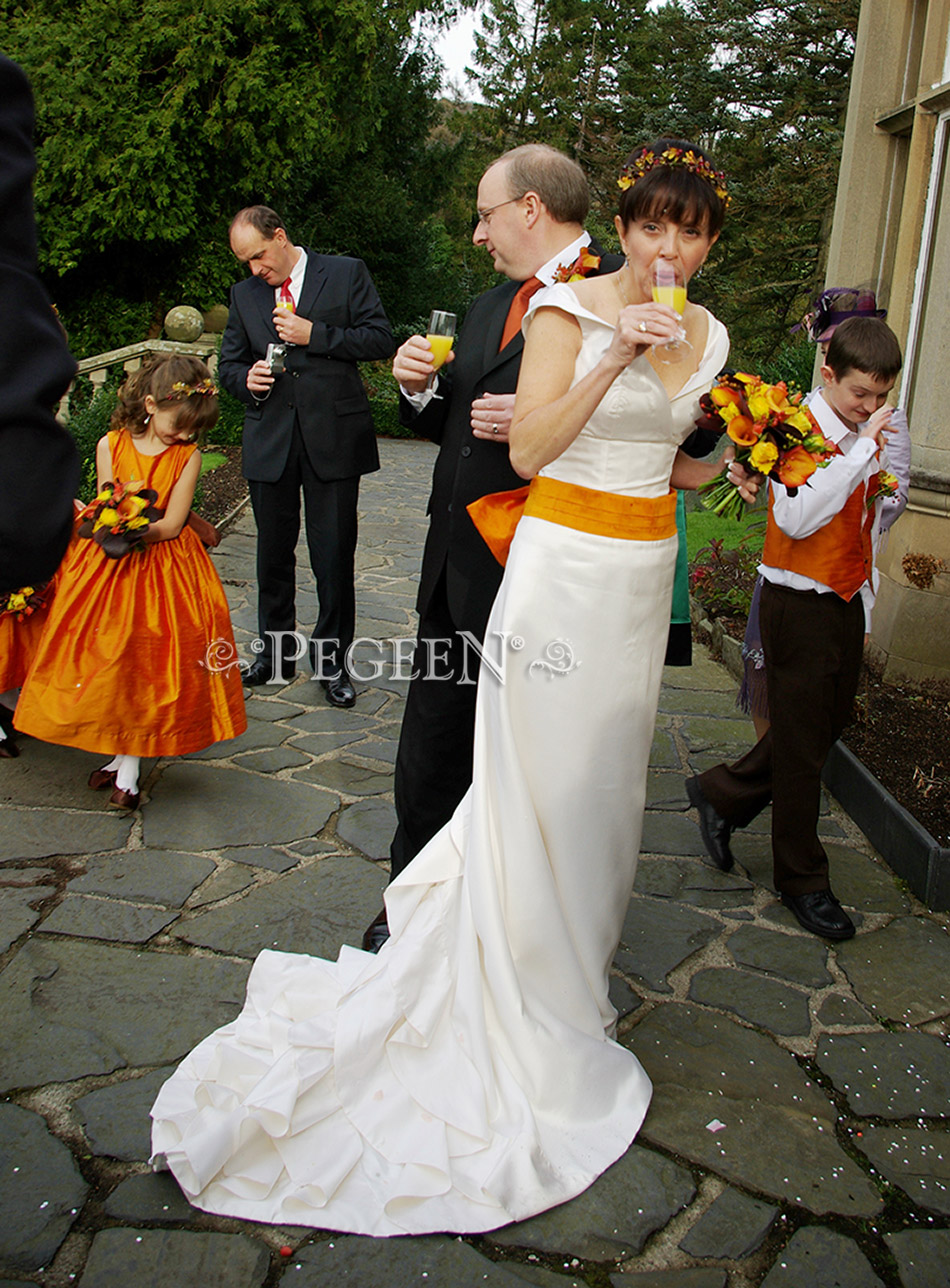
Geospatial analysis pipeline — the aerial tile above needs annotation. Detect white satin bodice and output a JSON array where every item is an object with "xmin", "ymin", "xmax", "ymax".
[{"xmin": 523, "ymin": 282, "xmax": 729, "ymax": 497}]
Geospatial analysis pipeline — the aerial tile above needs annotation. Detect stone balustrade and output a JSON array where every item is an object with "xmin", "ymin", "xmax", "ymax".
[{"xmin": 58, "ymin": 337, "xmax": 219, "ymax": 422}]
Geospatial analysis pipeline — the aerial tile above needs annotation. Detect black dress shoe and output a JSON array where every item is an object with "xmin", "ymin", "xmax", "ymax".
[
  {"xmin": 686, "ymin": 776, "xmax": 735, "ymax": 872},
  {"xmin": 244, "ymin": 658, "xmax": 295, "ymax": 687},
  {"xmin": 0, "ymin": 739, "xmax": 19, "ymax": 759},
  {"xmin": 781, "ymin": 889, "xmax": 855, "ymax": 940},
  {"xmin": 321, "ymin": 674, "xmax": 356, "ymax": 708},
  {"xmin": 361, "ymin": 908, "xmax": 390, "ymax": 953},
  {"xmin": 0, "ymin": 704, "xmax": 16, "ymax": 737}
]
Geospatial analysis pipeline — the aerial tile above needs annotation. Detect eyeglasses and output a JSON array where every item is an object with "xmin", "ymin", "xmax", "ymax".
[{"xmin": 474, "ymin": 195, "xmax": 525, "ymax": 226}]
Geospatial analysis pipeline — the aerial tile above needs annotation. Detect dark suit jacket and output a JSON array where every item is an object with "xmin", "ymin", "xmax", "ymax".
[
  {"xmin": 219, "ymin": 251, "xmax": 394, "ymax": 485},
  {"xmin": 0, "ymin": 55, "xmax": 79, "ymax": 592},
  {"xmin": 407, "ymin": 245, "xmax": 623, "ymax": 639}
]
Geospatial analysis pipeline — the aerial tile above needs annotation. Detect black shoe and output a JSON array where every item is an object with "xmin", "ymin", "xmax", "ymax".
[
  {"xmin": 321, "ymin": 674, "xmax": 356, "ymax": 708},
  {"xmin": 0, "ymin": 704, "xmax": 16, "ymax": 737},
  {"xmin": 361, "ymin": 908, "xmax": 390, "ymax": 953},
  {"xmin": 686, "ymin": 776, "xmax": 735, "ymax": 872},
  {"xmin": 781, "ymin": 889, "xmax": 855, "ymax": 940},
  {"xmin": 244, "ymin": 657, "xmax": 295, "ymax": 687}
]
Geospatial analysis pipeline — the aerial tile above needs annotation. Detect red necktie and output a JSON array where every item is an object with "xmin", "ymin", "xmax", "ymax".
[
  {"xmin": 499, "ymin": 276, "xmax": 543, "ymax": 350},
  {"xmin": 277, "ymin": 278, "xmax": 295, "ymax": 312}
]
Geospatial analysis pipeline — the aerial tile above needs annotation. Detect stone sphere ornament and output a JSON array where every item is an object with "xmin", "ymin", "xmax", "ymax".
[
  {"xmin": 163, "ymin": 305, "xmax": 205, "ymax": 342},
  {"xmin": 202, "ymin": 304, "xmax": 230, "ymax": 334}
]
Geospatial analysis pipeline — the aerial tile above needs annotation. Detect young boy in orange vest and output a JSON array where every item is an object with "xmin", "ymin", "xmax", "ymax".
[{"xmin": 687, "ymin": 316, "xmax": 903, "ymax": 940}]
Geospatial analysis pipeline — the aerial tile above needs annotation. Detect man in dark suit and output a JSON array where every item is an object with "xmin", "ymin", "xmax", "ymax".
[
  {"xmin": 0, "ymin": 54, "xmax": 78, "ymax": 594},
  {"xmin": 220, "ymin": 207, "xmax": 394, "ymax": 706},
  {"xmin": 362, "ymin": 144, "xmax": 622, "ymax": 949}
]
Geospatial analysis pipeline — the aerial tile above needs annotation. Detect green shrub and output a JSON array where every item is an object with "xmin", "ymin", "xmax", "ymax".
[
  {"xmin": 66, "ymin": 380, "xmax": 119, "ymax": 502},
  {"xmin": 213, "ymin": 388, "xmax": 245, "ymax": 446},
  {"xmin": 689, "ymin": 533, "xmax": 763, "ymax": 619},
  {"xmin": 362, "ymin": 360, "xmax": 417, "ymax": 440}
]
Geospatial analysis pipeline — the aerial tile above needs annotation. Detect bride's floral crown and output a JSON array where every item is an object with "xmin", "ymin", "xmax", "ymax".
[
  {"xmin": 618, "ymin": 146, "xmax": 730, "ymax": 207},
  {"xmin": 169, "ymin": 378, "xmax": 218, "ymax": 400}
]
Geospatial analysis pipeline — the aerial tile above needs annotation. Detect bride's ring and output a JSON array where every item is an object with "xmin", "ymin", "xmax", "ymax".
[{"xmin": 638, "ymin": 321, "xmax": 648, "ymax": 333}]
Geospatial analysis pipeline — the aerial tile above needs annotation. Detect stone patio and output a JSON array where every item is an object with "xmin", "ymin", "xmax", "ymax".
[{"xmin": 1, "ymin": 437, "xmax": 948, "ymax": 1288}]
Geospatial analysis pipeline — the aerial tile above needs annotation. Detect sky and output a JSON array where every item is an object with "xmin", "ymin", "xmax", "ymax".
[{"xmin": 428, "ymin": 6, "xmax": 483, "ymax": 99}]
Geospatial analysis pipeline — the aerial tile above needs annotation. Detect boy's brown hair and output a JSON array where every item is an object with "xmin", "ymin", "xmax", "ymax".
[{"xmin": 825, "ymin": 316, "xmax": 902, "ymax": 382}]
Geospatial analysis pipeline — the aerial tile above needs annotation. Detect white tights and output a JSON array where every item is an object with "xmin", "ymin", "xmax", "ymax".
[
  {"xmin": 100, "ymin": 754, "xmax": 140, "ymax": 793},
  {"xmin": 0, "ymin": 688, "xmax": 17, "ymax": 742}
]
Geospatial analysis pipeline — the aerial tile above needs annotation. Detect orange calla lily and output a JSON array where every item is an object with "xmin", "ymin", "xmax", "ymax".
[
  {"xmin": 726, "ymin": 415, "xmax": 760, "ymax": 447},
  {"xmin": 774, "ymin": 445, "xmax": 818, "ymax": 487},
  {"xmin": 710, "ymin": 386, "xmax": 742, "ymax": 408}
]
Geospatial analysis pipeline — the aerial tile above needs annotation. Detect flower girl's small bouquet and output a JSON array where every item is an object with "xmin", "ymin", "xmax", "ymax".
[
  {"xmin": 0, "ymin": 583, "xmax": 50, "ymax": 619},
  {"xmin": 78, "ymin": 480, "xmax": 162, "ymax": 559},
  {"xmin": 695, "ymin": 372, "xmax": 838, "ymax": 520}
]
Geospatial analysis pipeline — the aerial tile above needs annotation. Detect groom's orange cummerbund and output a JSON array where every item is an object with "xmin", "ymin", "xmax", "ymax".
[{"xmin": 467, "ymin": 476, "xmax": 678, "ymax": 566}]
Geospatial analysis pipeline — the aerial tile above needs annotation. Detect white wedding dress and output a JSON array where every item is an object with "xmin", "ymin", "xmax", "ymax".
[{"xmin": 151, "ymin": 285, "xmax": 729, "ymax": 1236}]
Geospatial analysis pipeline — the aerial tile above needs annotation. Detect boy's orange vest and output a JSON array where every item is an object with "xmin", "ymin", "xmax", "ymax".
[{"xmin": 762, "ymin": 475, "xmax": 877, "ymax": 601}]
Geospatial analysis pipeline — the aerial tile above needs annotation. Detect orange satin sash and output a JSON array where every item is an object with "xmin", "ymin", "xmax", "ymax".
[{"xmin": 467, "ymin": 476, "xmax": 678, "ymax": 567}]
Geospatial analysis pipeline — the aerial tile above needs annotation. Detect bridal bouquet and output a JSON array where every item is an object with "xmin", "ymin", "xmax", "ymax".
[
  {"xmin": 695, "ymin": 372, "xmax": 837, "ymax": 520},
  {"xmin": 78, "ymin": 480, "xmax": 162, "ymax": 558}
]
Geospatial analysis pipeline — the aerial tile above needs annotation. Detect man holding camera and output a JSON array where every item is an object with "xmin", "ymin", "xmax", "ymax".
[{"xmin": 220, "ymin": 206, "xmax": 394, "ymax": 705}]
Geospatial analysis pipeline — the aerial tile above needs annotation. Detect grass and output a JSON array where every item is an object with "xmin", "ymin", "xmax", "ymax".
[
  {"xmin": 685, "ymin": 502, "xmax": 766, "ymax": 562},
  {"xmin": 199, "ymin": 451, "xmax": 227, "ymax": 475}
]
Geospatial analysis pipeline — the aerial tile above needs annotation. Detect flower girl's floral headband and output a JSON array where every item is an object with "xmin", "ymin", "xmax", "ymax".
[
  {"xmin": 170, "ymin": 379, "xmax": 218, "ymax": 400},
  {"xmin": 618, "ymin": 146, "xmax": 730, "ymax": 207}
]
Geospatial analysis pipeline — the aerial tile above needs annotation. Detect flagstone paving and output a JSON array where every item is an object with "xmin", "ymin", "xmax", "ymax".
[{"xmin": 1, "ymin": 437, "xmax": 948, "ymax": 1287}]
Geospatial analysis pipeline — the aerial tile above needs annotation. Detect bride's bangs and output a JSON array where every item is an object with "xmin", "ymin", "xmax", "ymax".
[{"xmin": 622, "ymin": 168, "xmax": 720, "ymax": 235}]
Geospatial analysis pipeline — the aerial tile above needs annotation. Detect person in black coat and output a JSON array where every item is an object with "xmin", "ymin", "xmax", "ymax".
[
  {"xmin": 0, "ymin": 54, "xmax": 78, "ymax": 594},
  {"xmin": 363, "ymin": 144, "xmax": 622, "ymax": 949},
  {"xmin": 219, "ymin": 207, "xmax": 394, "ymax": 706}
]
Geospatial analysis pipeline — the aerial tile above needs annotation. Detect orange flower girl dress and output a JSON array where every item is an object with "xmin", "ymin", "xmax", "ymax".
[{"xmin": 15, "ymin": 428, "xmax": 246, "ymax": 760}]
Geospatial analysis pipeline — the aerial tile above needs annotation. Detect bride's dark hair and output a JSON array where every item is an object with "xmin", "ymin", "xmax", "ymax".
[{"xmin": 618, "ymin": 137, "xmax": 728, "ymax": 236}]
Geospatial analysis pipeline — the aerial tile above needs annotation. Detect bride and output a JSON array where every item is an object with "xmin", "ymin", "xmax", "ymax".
[{"xmin": 151, "ymin": 138, "xmax": 753, "ymax": 1236}]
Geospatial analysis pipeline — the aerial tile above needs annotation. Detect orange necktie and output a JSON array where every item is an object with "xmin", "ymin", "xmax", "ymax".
[{"xmin": 499, "ymin": 276, "xmax": 543, "ymax": 350}]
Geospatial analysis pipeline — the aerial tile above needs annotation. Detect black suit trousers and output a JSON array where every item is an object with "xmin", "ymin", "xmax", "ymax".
[
  {"xmin": 248, "ymin": 422, "xmax": 359, "ymax": 676},
  {"xmin": 698, "ymin": 581, "xmax": 865, "ymax": 895},
  {"xmin": 390, "ymin": 571, "xmax": 480, "ymax": 879}
]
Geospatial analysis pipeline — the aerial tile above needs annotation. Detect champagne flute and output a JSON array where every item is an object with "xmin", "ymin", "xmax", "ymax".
[
  {"xmin": 425, "ymin": 310, "xmax": 456, "ymax": 393},
  {"xmin": 651, "ymin": 261, "xmax": 692, "ymax": 365}
]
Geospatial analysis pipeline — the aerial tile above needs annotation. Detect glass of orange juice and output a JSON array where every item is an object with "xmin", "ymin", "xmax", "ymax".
[
  {"xmin": 651, "ymin": 262, "xmax": 691, "ymax": 365},
  {"xmin": 425, "ymin": 310, "xmax": 456, "ymax": 391}
]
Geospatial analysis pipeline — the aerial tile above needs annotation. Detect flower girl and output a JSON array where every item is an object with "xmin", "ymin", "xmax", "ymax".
[{"xmin": 16, "ymin": 354, "xmax": 246, "ymax": 808}]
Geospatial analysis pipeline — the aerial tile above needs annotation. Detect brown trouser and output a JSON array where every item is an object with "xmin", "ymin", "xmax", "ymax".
[{"xmin": 698, "ymin": 581, "xmax": 865, "ymax": 896}]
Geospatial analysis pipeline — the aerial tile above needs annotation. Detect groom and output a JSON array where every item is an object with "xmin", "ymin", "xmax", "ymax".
[{"xmin": 362, "ymin": 144, "xmax": 622, "ymax": 950}]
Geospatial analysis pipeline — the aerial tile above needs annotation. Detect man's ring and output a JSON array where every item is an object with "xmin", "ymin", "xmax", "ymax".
[
  {"xmin": 492, "ymin": 424, "xmax": 498, "ymax": 434},
  {"xmin": 638, "ymin": 320, "xmax": 648, "ymax": 333}
]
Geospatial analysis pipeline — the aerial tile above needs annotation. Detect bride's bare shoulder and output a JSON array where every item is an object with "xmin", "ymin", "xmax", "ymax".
[{"xmin": 566, "ymin": 272, "xmax": 620, "ymax": 322}]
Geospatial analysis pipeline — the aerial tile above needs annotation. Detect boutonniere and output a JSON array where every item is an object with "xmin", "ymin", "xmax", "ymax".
[
  {"xmin": 553, "ymin": 248, "xmax": 602, "ymax": 283},
  {"xmin": 866, "ymin": 470, "xmax": 899, "ymax": 508}
]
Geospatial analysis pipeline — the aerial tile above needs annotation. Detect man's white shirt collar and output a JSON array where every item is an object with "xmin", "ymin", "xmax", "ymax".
[
  {"xmin": 805, "ymin": 387, "xmax": 858, "ymax": 448},
  {"xmin": 535, "ymin": 232, "xmax": 593, "ymax": 287},
  {"xmin": 277, "ymin": 246, "xmax": 307, "ymax": 303}
]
